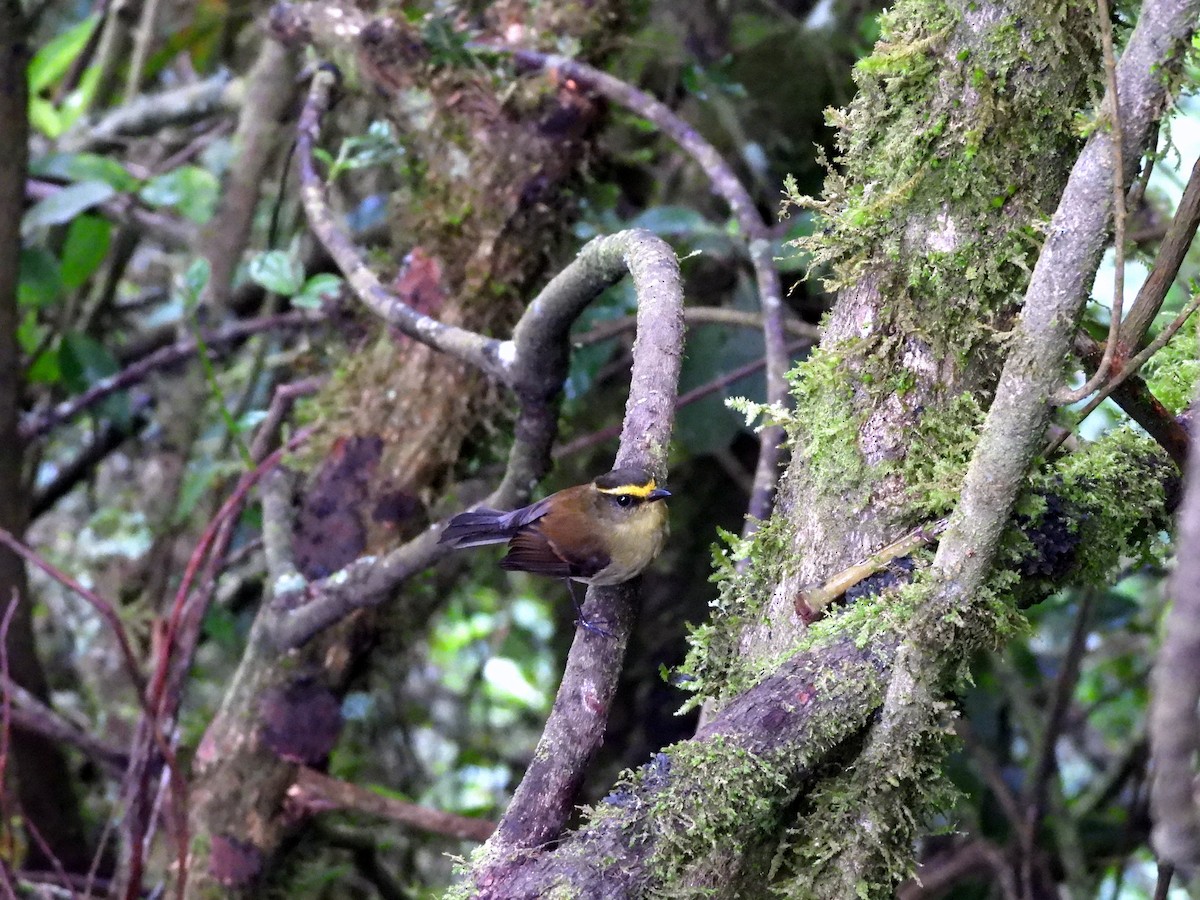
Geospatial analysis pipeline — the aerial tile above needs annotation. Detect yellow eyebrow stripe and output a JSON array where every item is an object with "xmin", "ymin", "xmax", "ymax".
[{"xmin": 596, "ymin": 480, "xmax": 657, "ymax": 498}]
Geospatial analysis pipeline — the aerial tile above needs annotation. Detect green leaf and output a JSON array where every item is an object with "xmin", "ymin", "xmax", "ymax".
[
  {"xmin": 58, "ymin": 331, "xmax": 130, "ymax": 426},
  {"xmin": 29, "ymin": 97, "xmax": 64, "ymax": 137},
  {"xmin": 59, "ymin": 331, "xmax": 118, "ymax": 394},
  {"xmin": 57, "ymin": 63, "xmax": 103, "ymax": 135},
  {"xmin": 26, "ymin": 344, "xmax": 61, "ymax": 384},
  {"xmin": 630, "ymin": 205, "xmax": 722, "ymax": 238},
  {"xmin": 247, "ymin": 250, "xmax": 305, "ymax": 296},
  {"xmin": 18, "ymin": 247, "xmax": 63, "ymax": 309},
  {"xmin": 28, "ymin": 15, "xmax": 100, "ymax": 94},
  {"xmin": 328, "ymin": 119, "xmax": 404, "ymax": 180},
  {"xmin": 175, "ymin": 458, "xmax": 220, "ymax": 523},
  {"xmin": 18, "ymin": 310, "xmax": 46, "ymax": 358},
  {"xmin": 60, "ymin": 214, "xmax": 111, "ymax": 289},
  {"xmin": 21, "ymin": 180, "xmax": 115, "ymax": 236},
  {"xmin": 293, "ymin": 273, "xmax": 342, "ymax": 309},
  {"xmin": 32, "ymin": 152, "xmax": 139, "ymax": 192},
  {"xmin": 138, "ymin": 166, "xmax": 218, "ymax": 223}
]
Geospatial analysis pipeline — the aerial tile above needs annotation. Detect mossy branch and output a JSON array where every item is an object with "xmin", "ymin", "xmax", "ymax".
[{"xmin": 810, "ymin": 0, "xmax": 1200, "ymax": 890}]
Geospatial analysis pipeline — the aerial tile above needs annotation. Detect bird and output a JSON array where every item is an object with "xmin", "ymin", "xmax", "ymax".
[{"xmin": 438, "ymin": 466, "xmax": 671, "ymax": 591}]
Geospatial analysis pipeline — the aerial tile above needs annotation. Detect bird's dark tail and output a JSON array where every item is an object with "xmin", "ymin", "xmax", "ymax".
[{"xmin": 438, "ymin": 508, "xmax": 515, "ymax": 549}]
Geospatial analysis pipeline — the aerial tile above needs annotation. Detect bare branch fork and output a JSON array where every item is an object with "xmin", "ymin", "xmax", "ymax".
[
  {"xmin": 266, "ymin": 66, "xmax": 684, "ymax": 649},
  {"xmin": 498, "ymin": 46, "xmax": 793, "ymax": 531}
]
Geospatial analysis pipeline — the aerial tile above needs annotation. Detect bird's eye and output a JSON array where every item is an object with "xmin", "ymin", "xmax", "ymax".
[{"xmin": 617, "ymin": 494, "xmax": 633, "ymax": 508}]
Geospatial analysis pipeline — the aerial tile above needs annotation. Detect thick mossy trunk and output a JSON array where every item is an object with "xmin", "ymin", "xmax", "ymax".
[{"xmin": 709, "ymin": 0, "xmax": 1102, "ymax": 701}]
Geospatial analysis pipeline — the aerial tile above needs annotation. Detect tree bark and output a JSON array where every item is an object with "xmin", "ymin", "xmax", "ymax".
[{"xmin": 0, "ymin": 0, "xmax": 91, "ymax": 872}]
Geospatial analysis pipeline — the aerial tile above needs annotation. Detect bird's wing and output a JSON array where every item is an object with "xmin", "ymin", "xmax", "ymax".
[{"xmin": 500, "ymin": 523, "xmax": 610, "ymax": 580}]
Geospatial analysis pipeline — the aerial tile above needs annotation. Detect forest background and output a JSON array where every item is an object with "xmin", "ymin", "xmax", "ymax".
[{"xmin": 3, "ymin": 0, "xmax": 1200, "ymax": 897}]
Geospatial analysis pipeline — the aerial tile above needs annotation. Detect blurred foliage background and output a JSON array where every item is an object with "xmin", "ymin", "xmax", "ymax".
[{"xmin": 8, "ymin": 0, "xmax": 1200, "ymax": 896}]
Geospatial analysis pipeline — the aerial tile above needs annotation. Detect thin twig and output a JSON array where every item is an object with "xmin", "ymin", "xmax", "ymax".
[
  {"xmin": 122, "ymin": 424, "xmax": 317, "ymax": 899},
  {"xmin": 1154, "ymin": 862, "xmax": 1176, "ymax": 900},
  {"xmin": 954, "ymin": 718, "xmax": 1025, "ymax": 835},
  {"xmin": 296, "ymin": 67, "xmax": 511, "ymax": 383},
  {"xmin": 1127, "ymin": 120, "xmax": 1161, "ymax": 211},
  {"xmin": 123, "ymin": 0, "xmax": 163, "ymax": 100},
  {"xmin": 555, "ymin": 339, "xmax": 808, "ymax": 460},
  {"xmin": 1021, "ymin": 591, "xmax": 1095, "ymax": 899},
  {"xmin": 19, "ymin": 819, "xmax": 78, "ymax": 900},
  {"xmin": 574, "ymin": 305, "xmax": 818, "ymax": 347},
  {"xmin": 0, "ymin": 673, "xmax": 126, "ymax": 773},
  {"xmin": 1120, "ymin": 154, "xmax": 1200, "ymax": 349},
  {"xmin": 0, "ymin": 531, "xmax": 145, "ymax": 699},
  {"xmin": 1054, "ymin": 0, "xmax": 1127, "ymax": 405},
  {"xmin": 1045, "ymin": 289, "xmax": 1200, "ymax": 457},
  {"xmin": 1070, "ymin": 332, "xmax": 1188, "ymax": 467},
  {"xmin": 21, "ymin": 310, "xmax": 323, "ymax": 440},
  {"xmin": 290, "ymin": 768, "xmax": 495, "ymax": 842}
]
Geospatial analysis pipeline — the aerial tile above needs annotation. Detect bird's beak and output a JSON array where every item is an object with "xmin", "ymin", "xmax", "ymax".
[{"xmin": 648, "ymin": 488, "xmax": 671, "ymax": 502}]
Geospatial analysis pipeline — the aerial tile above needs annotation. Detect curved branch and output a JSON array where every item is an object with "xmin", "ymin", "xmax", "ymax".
[
  {"xmin": 502, "ymin": 48, "xmax": 790, "ymax": 527},
  {"xmin": 266, "ymin": 229, "xmax": 683, "ymax": 648},
  {"xmin": 482, "ymin": 234, "xmax": 685, "ymax": 854},
  {"xmin": 296, "ymin": 68, "xmax": 512, "ymax": 383}
]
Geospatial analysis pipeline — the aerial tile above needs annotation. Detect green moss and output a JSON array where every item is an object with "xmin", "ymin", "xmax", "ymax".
[
  {"xmin": 787, "ymin": 347, "xmax": 867, "ymax": 502},
  {"xmin": 1000, "ymin": 427, "xmax": 1173, "ymax": 604},
  {"xmin": 646, "ymin": 737, "xmax": 793, "ymax": 864},
  {"xmin": 782, "ymin": 0, "xmax": 1099, "ymax": 360},
  {"xmin": 1143, "ymin": 311, "xmax": 1200, "ymax": 414},
  {"xmin": 678, "ymin": 515, "xmax": 796, "ymax": 708},
  {"xmin": 896, "ymin": 391, "xmax": 985, "ymax": 516}
]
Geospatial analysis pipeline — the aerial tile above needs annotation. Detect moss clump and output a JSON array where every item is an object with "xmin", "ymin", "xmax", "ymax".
[
  {"xmin": 1142, "ymin": 310, "xmax": 1200, "ymax": 414},
  {"xmin": 785, "ymin": 0, "xmax": 1098, "ymax": 361},
  {"xmin": 768, "ymin": 699, "xmax": 959, "ymax": 898},
  {"xmin": 896, "ymin": 391, "xmax": 985, "ymax": 517},
  {"xmin": 678, "ymin": 514, "xmax": 796, "ymax": 710},
  {"xmin": 787, "ymin": 347, "xmax": 868, "ymax": 503},
  {"xmin": 644, "ymin": 738, "xmax": 793, "ymax": 871},
  {"xmin": 1000, "ymin": 427, "xmax": 1173, "ymax": 603}
]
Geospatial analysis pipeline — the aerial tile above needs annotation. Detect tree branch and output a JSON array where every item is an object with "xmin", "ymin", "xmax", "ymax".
[
  {"xmin": 822, "ymin": 0, "xmax": 1199, "ymax": 889},
  {"xmin": 289, "ymin": 768, "xmax": 495, "ymax": 842},
  {"xmin": 266, "ymin": 229, "xmax": 683, "ymax": 648},
  {"xmin": 1150, "ymin": 391, "xmax": 1200, "ymax": 872},
  {"xmin": 501, "ymin": 46, "xmax": 791, "ymax": 528},
  {"xmin": 295, "ymin": 67, "xmax": 512, "ymax": 383}
]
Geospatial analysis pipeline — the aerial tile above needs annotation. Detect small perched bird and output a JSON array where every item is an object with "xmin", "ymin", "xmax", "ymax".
[{"xmin": 438, "ymin": 466, "xmax": 671, "ymax": 587}]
